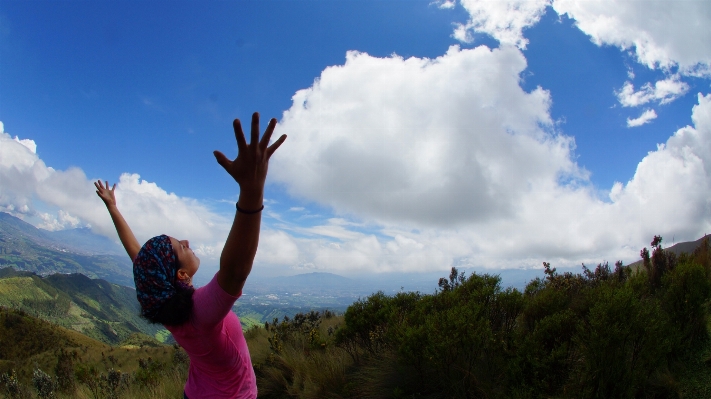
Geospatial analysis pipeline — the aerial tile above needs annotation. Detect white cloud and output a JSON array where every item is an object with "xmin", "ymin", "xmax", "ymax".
[
  {"xmin": 36, "ymin": 210, "xmax": 82, "ymax": 231},
  {"xmin": 552, "ymin": 0, "xmax": 711, "ymax": 75},
  {"xmin": 435, "ymin": 0, "xmax": 456, "ymax": 10},
  {"xmin": 0, "ymin": 127, "xmax": 231, "ymax": 259},
  {"xmin": 255, "ymin": 230, "xmax": 300, "ymax": 266},
  {"xmin": 267, "ymin": 42, "xmax": 711, "ymax": 275},
  {"xmin": 450, "ymin": 0, "xmax": 550, "ymax": 49},
  {"xmin": 616, "ymin": 76, "xmax": 690, "ymax": 107},
  {"xmin": 3, "ymin": 88, "xmax": 711, "ymax": 276},
  {"xmin": 13, "ymin": 136, "xmax": 37, "ymax": 154},
  {"xmin": 272, "ymin": 45, "xmax": 582, "ymax": 228},
  {"xmin": 627, "ymin": 109, "xmax": 658, "ymax": 128}
]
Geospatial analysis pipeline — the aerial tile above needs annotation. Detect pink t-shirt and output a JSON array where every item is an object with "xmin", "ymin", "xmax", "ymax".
[{"xmin": 166, "ymin": 274, "xmax": 257, "ymax": 399}]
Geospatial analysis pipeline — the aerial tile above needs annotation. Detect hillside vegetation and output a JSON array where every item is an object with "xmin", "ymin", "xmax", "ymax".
[
  {"xmin": 246, "ymin": 236, "xmax": 711, "ymax": 398},
  {"xmin": 0, "ymin": 306, "xmax": 185, "ymax": 399},
  {"xmin": 0, "ymin": 267, "xmax": 164, "ymax": 345},
  {"xmin": 1, "ymin": 236, "xmax": 710, "ymax": 398}
]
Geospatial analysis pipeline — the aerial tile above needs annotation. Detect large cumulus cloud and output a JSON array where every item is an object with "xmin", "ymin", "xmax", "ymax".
[
  {"xmin": 271, "ymin": 45, "xmax": 581, "ymax": 228},
  {"xmin": 267, "ymin": 45, "xmax": 711, "ymax": 274}
]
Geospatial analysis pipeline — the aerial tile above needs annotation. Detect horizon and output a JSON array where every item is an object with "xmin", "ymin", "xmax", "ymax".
[{"xmin": 1, "ymin": 1, "xmax": 710, "ymax": 281}]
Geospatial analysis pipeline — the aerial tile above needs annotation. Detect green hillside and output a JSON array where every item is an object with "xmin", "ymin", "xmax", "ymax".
[
  {"xmin": 0, "ymin": 306, "xmax": 111, "ymax": 378},
  {"xmin": 0, "ymin": 307, "xmax": 182, "ymax": 398},
  {"xmin": 0, "ymin": 267, "xmax": 166, "ymax": 345}
]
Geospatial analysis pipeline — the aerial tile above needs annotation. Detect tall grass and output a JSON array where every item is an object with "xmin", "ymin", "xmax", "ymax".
[{"xmin": 249, "ymin": 311, "xmax": 352, "ymax": 399}]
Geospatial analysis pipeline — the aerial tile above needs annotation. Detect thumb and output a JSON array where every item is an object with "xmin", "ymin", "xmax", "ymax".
[{"xmin": 213, "ymin": 150, "xmax": 231, "ymax": 170}]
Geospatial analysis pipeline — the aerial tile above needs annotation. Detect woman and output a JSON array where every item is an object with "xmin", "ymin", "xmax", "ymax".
[{"xmin": 95, "ymin": 113, "xmax": 286, "ymax": 399}]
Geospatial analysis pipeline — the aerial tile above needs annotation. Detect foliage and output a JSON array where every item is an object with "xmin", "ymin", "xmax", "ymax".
[
  {"xmin": 32, "ymin": 367, "xmax": 56, "ymax": 399},
  {"xmin": 2, "ymin": 234, "xmax": 711, "ymax": 398},
  {"xmin": 329, "ymin": 236, "xmax": 711, "ymax": 398},
  {"xmin": 0, "ymin": 369, "xmax": 23, "ymax": 399},
  {"xmin": 0, "ymin": 269, "xmax": 163, "ymax": 345},
  {"xmin": 54, "ymin": 349, "xmax": 76, "ymax": 394},
  {"xmin": 254, "ymin": 310, "xmax": 347, "ymax": 399}
]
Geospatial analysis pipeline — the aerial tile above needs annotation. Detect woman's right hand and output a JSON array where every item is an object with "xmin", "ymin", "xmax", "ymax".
[
  {"xmin": 94, "ymin": 180, "xmax": 117, "ymax": 207},
  {"xmin": 94, "ymin": 180, "xmax": 140, "ymax": 260}
]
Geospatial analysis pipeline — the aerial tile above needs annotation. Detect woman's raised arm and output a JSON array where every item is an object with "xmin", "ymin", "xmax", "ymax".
[
  {"xmin": 213, "ymin": 112, "xmax": 286, "ymax": 296},
  {"xmin": 95, "ymin": 180, "xmax": 141, "ymax": 261}
]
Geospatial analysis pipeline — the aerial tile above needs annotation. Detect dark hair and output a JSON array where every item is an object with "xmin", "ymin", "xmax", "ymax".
[{"xmin": 144, "ymin": 284, "xmax": 195, "ymax": 326}]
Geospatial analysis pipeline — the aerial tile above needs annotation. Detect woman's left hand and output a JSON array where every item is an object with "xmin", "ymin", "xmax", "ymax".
[{"xmin": 213, "ymin": 112, "xmax": 287, "ymax": 193}]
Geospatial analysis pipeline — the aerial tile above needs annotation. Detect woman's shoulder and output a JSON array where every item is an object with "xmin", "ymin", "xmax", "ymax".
[{"xmin": 190, "ymin": 274, "xmax": 240, "ymax": 328}]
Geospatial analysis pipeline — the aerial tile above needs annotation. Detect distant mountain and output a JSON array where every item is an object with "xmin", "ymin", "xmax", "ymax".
[
  {"xmin": 0, "ymin": 267, "xmax": 164, "ymax": 345},
  {"xmin": 662, "ymin": 234, "xmax": 710, "ymax": 256},
  {"xmin": 0, "ymin": 212, "xmax": 132, "ymax": 287},
  {"xmin": 0, "ymin": 212, "xmax": 124, "ymax": 255},
  {"xmin": 0, "ymin": 212, "xmax": 59, "ymax": 248},
  {"xmin": 628, "ymin": 235, "xmax": 710, "ymax": 270},
  {"xmin": 47, "ymin": 227, "xmax": 124, "ymax": 255}
]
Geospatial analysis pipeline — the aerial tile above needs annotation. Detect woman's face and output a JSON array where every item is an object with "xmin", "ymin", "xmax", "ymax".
[{"xmin": 169, "ymin": 237, "xmax": 200, "ymax": 285}]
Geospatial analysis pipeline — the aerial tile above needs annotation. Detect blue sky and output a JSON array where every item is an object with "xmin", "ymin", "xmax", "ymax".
[{"xmin": 1, "ymin": 0, "xmax": 710, "ymax": 280}]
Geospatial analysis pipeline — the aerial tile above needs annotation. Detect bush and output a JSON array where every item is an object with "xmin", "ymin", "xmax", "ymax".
[
  {"xmin": 0, "ymin": 369, "xmax": 22, "ymax": 399},
  {"xmin": 54, "ymin": 348, "xmax": 76, "ymax": 394},
  {"xmin": 326, "ymin": 237, "xmax": 711, "ymax": 398},
  {"xmin": 32, "ymin": 367, "xmax": 56, "ymax": 399}
]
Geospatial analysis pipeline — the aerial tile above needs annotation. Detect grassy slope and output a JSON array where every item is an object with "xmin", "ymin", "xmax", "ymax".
[
  {"xmin": 0, "ymin": 268, "xmax": 165, "ymax": 345},
  {"xmin": 0, "ymin": 307, "xmax": 176, "ymax": 388}
]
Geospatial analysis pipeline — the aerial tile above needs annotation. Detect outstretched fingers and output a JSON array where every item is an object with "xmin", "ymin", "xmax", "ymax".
[
  {"xmin": 233, "ymin": 119, "xmax": 247, "ymax": 150},
  {"xmin": 213, "ymin": 150, "xmax": 232, "ymax": 171},
  {"xmin": 250, "ymin": 112, "xmax": 260, "ymax": 147},
  {"xmin": 260, "ymin": 118, "xmax": 277, "ymax": 151},
  {"xmin": 93, "ymin": 180, "xmax": 112, "ymax": 191},
  {"xmin": 266, "ymin": 134, "xmax": 287, "ymax": 159}
]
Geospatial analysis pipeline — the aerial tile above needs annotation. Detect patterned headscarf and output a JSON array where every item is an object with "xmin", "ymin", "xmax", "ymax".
[{"xmin": 133, "ymin": 235, "xmax": 178, "ymax": 319}]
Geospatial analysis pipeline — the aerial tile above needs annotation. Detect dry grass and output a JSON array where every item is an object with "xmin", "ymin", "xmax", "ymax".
[
  {"xmin": 248, "ymin": 314, "xmax": 355, "ymax": 399},
  {"xmin": 1, "ymin": 311, "xmax": 361, "ymax": 399}
]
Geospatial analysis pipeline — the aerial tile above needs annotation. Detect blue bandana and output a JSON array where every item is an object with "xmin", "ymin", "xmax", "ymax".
[{"xmin": 133, "ymin": 235, "xmax": 177, "ymax": 319}]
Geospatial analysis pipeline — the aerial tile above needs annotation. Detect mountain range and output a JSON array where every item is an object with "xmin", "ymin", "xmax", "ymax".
[
  {"xmin": 2, "ymin": 209, "xmax": 709, "ymax": 345},
  {"xmin": 0, "ymin": 212, "xmax": 133, "ymax": 286}
]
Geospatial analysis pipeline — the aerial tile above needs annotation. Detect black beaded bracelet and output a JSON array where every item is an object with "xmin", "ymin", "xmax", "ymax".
[{"xmin": 236, "ymin": 203, "xmax": 264, "ymax": 214}]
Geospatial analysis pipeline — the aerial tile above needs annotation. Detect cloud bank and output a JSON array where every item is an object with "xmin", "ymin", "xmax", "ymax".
[
  {"xmin": 553, "ymin": 0, "xmax": 711, "ymax": 75},
  {"xmin": 0, "ymin": 124, "xmax": 229, "ymax": 254},
  {"xmin": 7, "ymin": 46, "xmax": 707, "ymax": 276},
  {"xmin": 268, "ymin": 44, "xmax": 711, "ymax": 273}
]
